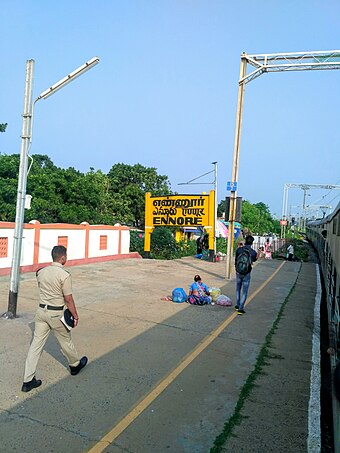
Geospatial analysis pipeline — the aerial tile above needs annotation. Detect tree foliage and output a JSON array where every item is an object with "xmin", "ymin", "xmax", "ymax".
[
  {"xmin": 0, "ymin": 151, "xmax": 279, "ymax": 236},
  {"xmin": 107, "ymin": 163, "xmax": 171, "ymax": 226},
  {"xmin": 218, "ymin": 198, "xmax": 280, "ymax": 235},
  {"xmin": 0, "ymin": 154, "xmax": 171, "ymax": 226},
  {"xmin": 0, "ymin": 123, "xmax": 7, "ymax": 133},
  {"xmin": 217, "ymin": 198, "xmax": 226, "ymax": 218}
]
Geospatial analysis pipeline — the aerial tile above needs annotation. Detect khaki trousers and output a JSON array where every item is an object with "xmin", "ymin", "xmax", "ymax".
[{"xmin": 24, "ymin": 307, "xmax": 80, "ymax": 382}]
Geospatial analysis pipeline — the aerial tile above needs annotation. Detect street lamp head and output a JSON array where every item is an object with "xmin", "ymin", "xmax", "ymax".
[{"xmin": 36, "ymin": 56, "xmax": 100, "ymax": 101}]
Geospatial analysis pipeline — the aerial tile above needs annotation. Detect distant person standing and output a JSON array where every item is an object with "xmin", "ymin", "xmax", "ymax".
[
  {"xmin": 234, "ymin": 235, "xmax": 257, "ymax": 315},
  {"xmin": 196, "ymin": 236, "xmax": 203, "ymax": 255},
  {"xmin": 257, "ymin": 246, "xmax": 265, "ymax": 259},
  {"xmin": 196, "ymin": 232, "xmax": 209, "ymax": 255},
  {"xmin": 21, "ymin": 246, "xmax": 88, "ymax": 392},
  {"xmin": 264, "ymin": 238, "xmax": 272, "ymax": 259},
  {"xmin": 287, "ymin": 243, "xmax": 294, "ymax": 261}
]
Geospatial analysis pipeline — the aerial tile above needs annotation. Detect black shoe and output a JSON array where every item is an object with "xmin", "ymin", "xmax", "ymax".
[
  {"xmin": 237, "ymin": 309, "xmax": 246, "ymax": 315},
  {"xmin": 234, "ymin": 306, "xmax": 239, "ymax": 311},
  {"xmin": 21, "ymin": 377, "xmax": 42, "ymax": 392},
  {"xmin": 70, "ymin": 356, "xmax": 88, "ymax": 376}
]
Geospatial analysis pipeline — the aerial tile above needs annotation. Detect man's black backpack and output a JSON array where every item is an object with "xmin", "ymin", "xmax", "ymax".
[{"xmin": 235, "ymin": 247, "xmax": 252, "ymax": 275}]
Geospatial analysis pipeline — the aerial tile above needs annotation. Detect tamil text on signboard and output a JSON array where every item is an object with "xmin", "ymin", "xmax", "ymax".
[
  {"xmin": 144, "ymin": 191, "xmax": 215, "ymax": 253},
  {"xmin": 150, "ymin": 195, "xmax": 209, "ymax": 226}
]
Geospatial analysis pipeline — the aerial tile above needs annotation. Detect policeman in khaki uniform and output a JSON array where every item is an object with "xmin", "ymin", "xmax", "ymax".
[{"xmin": 22, "ymin": 245, "xmax": 88, "ymax": 392}]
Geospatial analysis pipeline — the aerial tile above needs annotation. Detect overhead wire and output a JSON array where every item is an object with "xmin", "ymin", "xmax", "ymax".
[
  {"xmin": 327, "ymin": 192, "xmax": 340, "ymax": 205},
  {"xmin": 309, "ymin": 178, "xmax": 340, "ymax": 206}
]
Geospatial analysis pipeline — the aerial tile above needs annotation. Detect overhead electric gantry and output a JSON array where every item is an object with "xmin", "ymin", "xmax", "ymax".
[
  {"xmin": 225, "ymin": 50, "xmax": 340, "ymax": 279},
  {"xmin": 281, "ymin": 183, "xmax": 340, "ymax": 235}
]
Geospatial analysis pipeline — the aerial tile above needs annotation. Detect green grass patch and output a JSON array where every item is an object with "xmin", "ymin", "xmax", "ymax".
[{"xmin": 210, "ymin": 263, "xmax": 301, "ymax": 452}]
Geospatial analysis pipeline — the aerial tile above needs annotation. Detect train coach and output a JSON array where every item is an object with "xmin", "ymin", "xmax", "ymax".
[{"xmin": 306, "ymin": 202, "xmax": 340, "ymax": 448}]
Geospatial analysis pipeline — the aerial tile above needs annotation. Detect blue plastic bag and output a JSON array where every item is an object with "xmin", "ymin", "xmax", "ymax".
[{"xmin": 172, "ymin": 288, "xmax": 187, "ymax": 303}]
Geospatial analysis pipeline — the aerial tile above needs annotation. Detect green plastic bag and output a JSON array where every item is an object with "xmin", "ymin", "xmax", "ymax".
[{"xmin": 209, "ymin": 287, "xmax": 221, "ymax": 302}]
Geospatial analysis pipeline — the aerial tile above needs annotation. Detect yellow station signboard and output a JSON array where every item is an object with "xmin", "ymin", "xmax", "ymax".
[{"xmin": 144, "ymin": 191, "xmax": 215, "ymax": 253}]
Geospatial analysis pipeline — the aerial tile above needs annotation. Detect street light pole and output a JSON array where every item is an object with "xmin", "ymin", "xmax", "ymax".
[
  {"xmin": 35, "ymin": 57, "xmax": 99, "ymax": 101},
  {"xmin": 6, "ymin": 60, "xmax": 35, "ymax": 318},
  {"xmin": 4, "ymin": 57, "xmax": 99, "ymax": 319}
]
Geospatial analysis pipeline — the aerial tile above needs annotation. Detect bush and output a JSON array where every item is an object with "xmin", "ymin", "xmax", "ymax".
[
  {"xmin": 129, "ymin": 230, "xmax": 145, "ymax": 256},
  {"xmin": 150, "ymin": 227, "xmax": 181, "ymax": 260},
  {"xmin": 130, "ymin": 229, "xmax": 230, "ymax": 260},
  {"xmin": 293, "ymin": 239, "xmax": 310, "ymax": 262},
  {"xmin": 130, "ymin": 228, "xmax": 189, "ymax": 260},
  {"xmin": 177, "ymin": 239, "xmax": 197, "ymax": 257},
  {"xmin": 177, "ymin": 237, "xmax": 228, "ymax": 257},
  {"xmin": 216, "ymin": 237, "xmax": 227, "ymax": 254}
]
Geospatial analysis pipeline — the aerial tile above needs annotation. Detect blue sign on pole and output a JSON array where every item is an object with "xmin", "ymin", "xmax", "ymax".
[{"xmin": 227, "ymin": 181, "xmax": 237, "ymax": 192}]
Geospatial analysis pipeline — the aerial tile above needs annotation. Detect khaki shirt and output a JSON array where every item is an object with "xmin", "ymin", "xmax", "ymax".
[{"xmin": 37, "ymin": 262, "xmax": 72, "ymax": 307}]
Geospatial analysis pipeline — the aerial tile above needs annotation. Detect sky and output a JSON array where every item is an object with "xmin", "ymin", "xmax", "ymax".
[{"xmin": 1, "ymin": 0, "xmax": 339, "ymax": 220}]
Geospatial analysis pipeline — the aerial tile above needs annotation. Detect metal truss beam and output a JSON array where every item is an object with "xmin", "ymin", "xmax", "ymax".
[
  {"xmin": 240, "ymin": 50, "xmax": 340, "ymax": 84},
  {"xmin": 281, "ymin": 183, "xmax": 340, "ymax": 235},
  {"xmin": 285, "ymin": 183, "xmax": 340, "ymax": 191}
]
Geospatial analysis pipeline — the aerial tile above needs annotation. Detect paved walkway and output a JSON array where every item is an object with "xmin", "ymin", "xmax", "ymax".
[
  {"xmin": 218, "ymin": 262, "xmax": 319, "ymax": 453},
  {"xmin": 0, "ymin": 257, "xmax": 320, "ymax": 452}
]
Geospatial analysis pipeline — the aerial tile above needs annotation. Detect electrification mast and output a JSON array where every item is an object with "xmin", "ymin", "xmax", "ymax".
[{"xmin": 226, "ymin": 50, "xmax": 340, "ymax": 279}]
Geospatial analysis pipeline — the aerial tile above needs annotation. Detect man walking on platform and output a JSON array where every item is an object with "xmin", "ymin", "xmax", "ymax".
[
  {"xmin": 21, "ymin": 245, "xmax": 88, "ymax": 392},
  {"xmin": 234, "ymin": 235, "xmax": 257, "ymax": 315}
]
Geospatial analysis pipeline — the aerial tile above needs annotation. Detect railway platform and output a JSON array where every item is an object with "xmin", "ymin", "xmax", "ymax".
[{"xmin": 0, "ymin": 256, "xmax": 325, "ymax": 452}]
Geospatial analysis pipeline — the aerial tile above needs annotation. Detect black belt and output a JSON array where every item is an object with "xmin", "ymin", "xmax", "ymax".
[{"xmin": 39, "ymin": 304, "xmax": 64, "ymax": 311}]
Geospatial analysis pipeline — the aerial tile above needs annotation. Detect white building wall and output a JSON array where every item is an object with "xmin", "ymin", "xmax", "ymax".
[
  {"xmin": 21, "ymin": 228, "xmax": 35, "ymax": 265},
  {"xmin": 0, "ymin": 228, "xmax": 14, "ymax": 268},
  {"xmin": 88, "ymin": 230, "xmax": 119, "ymax": 257},
  {"xmin": 121, "ymin": 230, "xmax": 130, "ymax": 254},
  {"xmin": 0, "ymin": 222, "xmax": 134, "ymax": 274},
  {"xmin": 0, "ymin": 227, "xmax": 35, "ymax": 266},
  {"xmin": 39, "ymin": 229, "xmax": 86, "ymax": 262}
]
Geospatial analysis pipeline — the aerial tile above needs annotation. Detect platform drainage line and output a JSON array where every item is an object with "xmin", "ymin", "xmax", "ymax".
[
  {"xmin": 211, "ymin": 261, "xmax": 299, "ymax": 453},
  {"xmin": 87, "ymin": 261, "xmax": 286, "ymax": 453}
]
